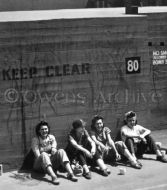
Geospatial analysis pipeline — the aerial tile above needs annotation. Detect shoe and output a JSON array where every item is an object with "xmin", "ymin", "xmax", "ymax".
[
  {"xmin": 130, "ymin": 161, "xmax": 142, "ymax": 169},
  {"xmin": 157, "ymin": 155, "xmax": 167, "ymax": 163},
  {"xmin": 83, "ymin": 171, "xmax": 91, "ymax": 179},
  {"xmin": 100, "ymin": 169, "xmax": 109, "ymax": 176},
  {"xmin": 52, "ymin": 176, "xmax": 60, "ymax": 185},
  {"xmin": 136, "ymin": 160, "xmax": 143, "ymax": 167},
  {"xmin": 67, "ymin": 173, "xmax": 78, "ymax": 182},
  {"xmin": 156, "ymin": 142, "xmax": 162, "ymax": 149}
]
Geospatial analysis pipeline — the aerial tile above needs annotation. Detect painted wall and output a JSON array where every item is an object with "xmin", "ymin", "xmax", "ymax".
[{"xmin": 0, "ymin": 10, "xmax": 167, "ymax": 171}]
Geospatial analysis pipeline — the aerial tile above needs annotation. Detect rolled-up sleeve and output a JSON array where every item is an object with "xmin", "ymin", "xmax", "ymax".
[
  {"xmin": 50, "ymin": 135, "xmax": 57, "ymax": 149},
  {"xmin": 31, "ymin": 137, "xmax": 40, "ymax": 158}
]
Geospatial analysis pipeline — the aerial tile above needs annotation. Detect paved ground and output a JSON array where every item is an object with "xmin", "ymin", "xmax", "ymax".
[{"xmin": 0, "ymin": 129, "xmax": 167, "ymax": 190}]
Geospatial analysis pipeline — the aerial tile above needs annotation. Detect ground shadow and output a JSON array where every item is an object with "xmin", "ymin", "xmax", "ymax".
[
  {"xmin": 17, "ymin": 169, "xmax": 68, "ymax": 184},
  {"xmin": 140, "ymin": 157, "xmax": 156, "ymax": 161},
  {"xmin": 90, "ymin": 167, "xmax": 104, "ymax": 176},
  {"xmin": 31, "ymin": 170, "xmax": 68, "ymax": 181},
  {"xmin": 90, "ymin": 161, "xmax": 126, "ymax": 176}
]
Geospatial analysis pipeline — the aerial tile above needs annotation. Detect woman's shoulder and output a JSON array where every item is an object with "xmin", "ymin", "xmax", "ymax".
[
  {"xmin": 84, "ymin": 129, "xmax": 90, "ymax": 136},
  {"xmin": 48, "ymin": 134, "xmax": 56, "ymax": 140},
  {"xmin": 31, "ymin": 136, "xmax": 39, "ymax": 145},
  {"xmin": 121, "ymin": 125, "xmax": 129, "ymax": 130},
  {"xmin": 68, "ymin": 129, "xmax": 75, "ymax": 139},
  {"xmin": 48, "ymin": 134, "xmax": 55, "ymax": 138},
  {"xmin": 135, "ymin": 124, "xmax": 144, "ymax": 130}
]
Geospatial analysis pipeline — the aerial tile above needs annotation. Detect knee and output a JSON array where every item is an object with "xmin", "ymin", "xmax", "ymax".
[
  {"xmin": 115, "ymin": 141, "xmax": 127, "ymax": 154},
  {"xmin": 40, "ymin": 152, "xmax": 49, "ymax": 158},
  {"xmin": 115, "ymin": 141, "xmax": 124, "ymax": 148},
  {"xmin": 57, "ymin": 149, "xmax": 66, "ymax": 156},
  {"xmin": 120, "ymin": 141, "xmax": 127, "ymax": 149},
  {"xmin": 145, "ymin": 134, "xmax": 155, "ymax": 142},
  {"xmin": 145, "ymin": 134, "xmax": 152, "ymax": 139},
  {"xmin": 117, "ymin": 141, "xmax": 126, "ymax": 146},
  {"xmin": 40, "ymin": 152, "xmax": 50, "ymax": 161}
]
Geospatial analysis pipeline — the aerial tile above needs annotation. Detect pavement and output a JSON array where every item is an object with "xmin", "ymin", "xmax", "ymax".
[{"xmin": 0, "ymin": 129, "xmax": 167, "ymax": 190}]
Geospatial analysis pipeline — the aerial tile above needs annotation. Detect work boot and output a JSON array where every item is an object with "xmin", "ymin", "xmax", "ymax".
[
  {"xmin": 52, "ymin": 176, "xmax": 60, "ymax": 185},
  {"xmin": 67, "ymin": 173, "xmax": 78, "ymax": 182},
  {"xmin": 136, "ymin": 160, "xmax": 143, "ymax": 167},
  {"xmin": 100, "ymin": 168, "xmax": 109, "ymax": 176},
  {"xmin": 130, "ymin": 161, "xmax": 142, "ymax": 169},
  {"xmin": 83, "ymin": 171, "xmax": 91, "ymax": 179}
]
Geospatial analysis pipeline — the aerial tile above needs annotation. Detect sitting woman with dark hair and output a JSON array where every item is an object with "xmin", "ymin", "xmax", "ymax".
[
  {"xmin": 66, "ymin": 119, "xmax": 110, "ymax": 179},
  {"xmin": 31, "ymin": 121, "xmax": 78, "ymax": 185},
  {"xmin": 121, "ymin": 111, "xmax": 167, "ymax": 163},
  {"xmin": 90, "ymin": 115, "xmax": 142, "ymax": 169}
]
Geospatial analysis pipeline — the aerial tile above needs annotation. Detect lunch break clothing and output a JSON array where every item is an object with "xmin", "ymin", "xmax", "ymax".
[
  {"xmin": 121, "ymin": 124, "xmax": 146, "ymax": 143},
  {"xmin": 66, "ymin": 129, "xmax": 101, "ymax": 166},
  {"xmin": 32, "ymin": 134, "xmax": 57, "ymax": 156},
  {"xmin": 31, "ymin": 134, "xmax": 69, "ymax": 172},
  {"xmin": 91, "ymin": 127, "xmax": 127, "ymax": 160},
  {"xmin": 91, "ymin": 127, "xmax": 111, "ymax": 146},
  {"xmin": 121, "ymin": 125, "xmax": 158, "ymax": 157}
]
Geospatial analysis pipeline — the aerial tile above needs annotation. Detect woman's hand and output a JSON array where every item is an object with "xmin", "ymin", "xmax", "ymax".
[
  {"xmin": 141, "ymin": 137, "xmax": 147, "ymax": 144},
  {"xmin": 91, "ymin": 148, "xmax": 96, "ymax": 156},
  {"xmin": 51, "ymin": 148, "xmax": 57, "ymax": 155},
  {"xmin": 84, "ymin": 149, "xmax": 93, "ymax": 158},
  {"xmin": 101, "ymin": 145, "xmax": 109, "ymax": 153},
  {"xmin": 116, "ymin": 152, "xmax": 121, "ymax": 161},
  {"xmin": 139, "ymin": 135, "xmax": 147, "ymax": 144}
]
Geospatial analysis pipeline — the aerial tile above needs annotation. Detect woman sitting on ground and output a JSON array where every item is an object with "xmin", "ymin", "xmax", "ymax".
[
  {"xmin": 90, "ymin": 115, "xmax": 142, "ymax": 169},
  {"xmin": 65, "ymin": 119, "xmax": 111, "ymax": 179},
  {"xmin": 31, "ymin": 121, "xmax": 78, "ymax": 185},
  {"xmin": 121, "ymin": 111, "xmax": 167, "ymax": 163}
]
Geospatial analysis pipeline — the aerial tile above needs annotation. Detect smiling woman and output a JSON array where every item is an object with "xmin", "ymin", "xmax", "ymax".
[{"xmin": 31, "ymin": 121, "xmax": 78, "ymax": 184}]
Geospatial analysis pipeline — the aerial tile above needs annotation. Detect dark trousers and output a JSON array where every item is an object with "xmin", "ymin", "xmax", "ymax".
[
  {"xmin": 66, "ymin": 145, "xmax": 101, "ymax": 166},
  {"xmin": 73, "ymin": 150, "xmax": 100, "ymax": 166},
  {"xmin": 125, "ymin": 135, "xmax": 159, "ymax": 158}
]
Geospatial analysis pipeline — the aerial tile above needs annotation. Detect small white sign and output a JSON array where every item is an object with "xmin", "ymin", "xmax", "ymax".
[{"xmin": 153, "ymin": 50, "xmax": 167, "ymax": 65}]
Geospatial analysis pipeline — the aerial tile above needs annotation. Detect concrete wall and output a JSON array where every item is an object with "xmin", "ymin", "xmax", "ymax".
[
  {"xmin": 144, "ymin": 11, "xmax": 167, "ymax": 130},
  {"xmin": 0, "ymin": 8, "xmax": 167, "ymax": 171}
]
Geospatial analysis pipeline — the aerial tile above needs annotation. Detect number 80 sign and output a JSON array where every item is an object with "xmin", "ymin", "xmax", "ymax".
[{"xmin": 125, "ymin": 57, "xmax": 141, "ymax": 74}]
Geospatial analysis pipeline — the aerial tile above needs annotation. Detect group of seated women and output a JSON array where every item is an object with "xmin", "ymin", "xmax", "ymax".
[{"xmin": 31, "ymin": 111, "xmax": 167, "ymax": 185}]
